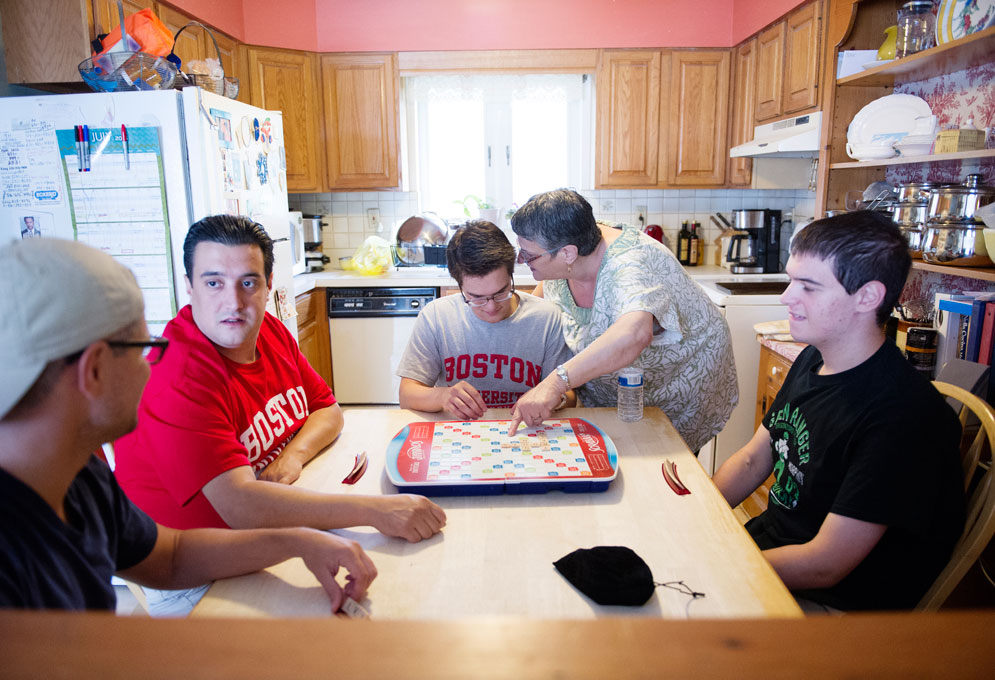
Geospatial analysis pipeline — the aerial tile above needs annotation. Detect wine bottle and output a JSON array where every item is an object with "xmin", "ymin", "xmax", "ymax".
[
  {"xmin": 688, "ymin": 222, "xmax": 700, "ymax": 267},
  {"xmin": 677, "ymin": 221, "xmax": 691, "ymax": 265}
]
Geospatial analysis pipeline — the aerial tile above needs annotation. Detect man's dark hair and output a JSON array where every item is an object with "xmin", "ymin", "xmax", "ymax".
[
  {"xmin": 511, "ymin": 189, "xmax": 602, "ymax": 256},
  {"xmin": 790, "ymin": 210, "xmax": 911, "ymax": 325},
  {"xmin": 183, "ymin": 215, "xmax": 275, "ymax": 280},
  {"xmin": 446, "ymin": 220, "xmax": 516, "ymax": 285}
]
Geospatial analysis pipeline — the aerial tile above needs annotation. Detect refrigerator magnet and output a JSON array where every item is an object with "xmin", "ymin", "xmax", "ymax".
[
  {"xmin": 239, "ymin": 116, "xmax": 252, "ymax": 147},
  {"xmin": 252, "ymin": 117, "xmax": 260, "ymax": 142},
  {"xmin": 256, "ymin": 152, "xmax": 269, "ymax": 185}
]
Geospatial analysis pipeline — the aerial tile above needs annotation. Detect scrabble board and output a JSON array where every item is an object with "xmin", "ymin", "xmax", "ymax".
[{"xmin": 386, "ymin": 418, "xmax": 619, "ymax": 495}]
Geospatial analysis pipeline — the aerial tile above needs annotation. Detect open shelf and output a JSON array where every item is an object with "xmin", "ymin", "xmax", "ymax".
[
  {"xmin": 831, "ymin": 149, "xmax": 995, "ymax": 169},
  {"xmin": 913, "ymin": 261, "xmax": 995, "ymax": 281},
  {"xmin": 837, "ymin": 25, "xmax": 995, "ymax": 87}
]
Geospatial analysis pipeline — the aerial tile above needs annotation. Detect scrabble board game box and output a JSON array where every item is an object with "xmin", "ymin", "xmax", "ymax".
[{"xmin": 386, "ymin": 418, "xmax": 619, "ymax": 496}]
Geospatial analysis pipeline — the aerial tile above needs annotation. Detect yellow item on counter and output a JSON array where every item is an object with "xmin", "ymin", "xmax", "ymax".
[
  {"xmin": 352, "ymin": 236, "xmax": 391, "ymax": 276},
  {"xmin": 877, "ymin": 25, "xmax": 897, "ymax": 61}
]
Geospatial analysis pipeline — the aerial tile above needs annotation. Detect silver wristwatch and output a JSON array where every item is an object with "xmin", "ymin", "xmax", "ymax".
[{"xmin": 555, "ymin": 364, "xmax": 570, "ymax": 389}]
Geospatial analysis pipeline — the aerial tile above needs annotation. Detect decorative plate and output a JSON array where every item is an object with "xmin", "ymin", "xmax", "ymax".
[
  {"xmin": 937, "ymin": 0, "xmax": 995, "ymax": 45},
  {"xmin": 847, "ymin": 94, "xmax": 933, "ymax": 147}
]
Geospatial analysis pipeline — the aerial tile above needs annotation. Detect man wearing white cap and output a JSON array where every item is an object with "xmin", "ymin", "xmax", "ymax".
[{"xmin": 0, "ymin": 238, "xmax": 376, "ymax": 612}]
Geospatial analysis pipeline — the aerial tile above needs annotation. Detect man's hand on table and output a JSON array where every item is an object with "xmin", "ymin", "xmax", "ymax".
[
  {"xmin": 442, "ymin": 381, "xmax": 487, "ymax": 420},
  {"xmin": 297, "ymin": 528, "xmax": 378, "ymax": 614},
  {"xmin": 259, "ymin": 449, "xmax": 307, "ymax": 485},
  {"xmin": 372, "ymin": 495, "xmax": 447, "ymax": 542}
]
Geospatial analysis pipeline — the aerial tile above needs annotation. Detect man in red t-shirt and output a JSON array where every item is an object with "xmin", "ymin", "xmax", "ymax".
[{"xmin": 115, "ymin": 215, "xmax": 446, "ymax": 543}]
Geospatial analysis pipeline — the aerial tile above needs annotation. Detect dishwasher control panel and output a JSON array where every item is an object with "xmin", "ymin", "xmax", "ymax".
[{"xmin": 327, "ymin": 287, "xmax": 439, "ymax": 318}]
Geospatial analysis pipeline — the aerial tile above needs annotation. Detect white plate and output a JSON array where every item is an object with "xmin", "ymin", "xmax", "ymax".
[
  {"xmin": 847, "ymin": 94, "xmax": 933, "ymax": 148},
  {"xmin": 937, "ymin": 0, "xmax": 995, "ymax": 45},
  {"xmin": 861, "ymin": 59, "xmax": 895, "ymax": 69}
]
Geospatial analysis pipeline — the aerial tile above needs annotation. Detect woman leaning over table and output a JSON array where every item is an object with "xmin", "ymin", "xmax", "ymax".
[{"xmin": 507, "ymin": 189, "xmax": 738, "ymax": 452}]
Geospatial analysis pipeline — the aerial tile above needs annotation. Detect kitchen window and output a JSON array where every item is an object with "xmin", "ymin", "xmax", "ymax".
[{"xmin": 403, "ymin": 74, "xmax": 594, "ymax": 226}]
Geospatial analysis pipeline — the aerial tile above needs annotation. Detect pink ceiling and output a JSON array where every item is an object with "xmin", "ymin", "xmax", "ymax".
[{"xmin": 169, "ymin": 0, "xmax": 806, "ymax": 52}]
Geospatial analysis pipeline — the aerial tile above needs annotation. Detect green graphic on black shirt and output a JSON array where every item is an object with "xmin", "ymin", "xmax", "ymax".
[{"xmin": 767, "ymin": 401, "xmax": 809, "ymax": 509}]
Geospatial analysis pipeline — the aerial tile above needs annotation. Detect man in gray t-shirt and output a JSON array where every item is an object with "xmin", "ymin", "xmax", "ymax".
[{"xmin": 397, "ymin": 221, "xmax": 574, "ymax": 420}]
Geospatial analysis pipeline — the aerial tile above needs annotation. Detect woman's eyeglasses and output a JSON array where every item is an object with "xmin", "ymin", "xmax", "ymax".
[
  {"xmin": 516, "ymin": 247, "xmax": 558, "ymax": 265},
  {"xmin": 461, "ymin": 284, "xmax": 515, "ymax": 308},
  {"xmin": 107, "ymin": 336, "xmax": 170, "ymax": 365}
]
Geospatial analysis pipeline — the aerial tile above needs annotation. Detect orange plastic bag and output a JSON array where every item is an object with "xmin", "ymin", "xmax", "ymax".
[{"xmin": 93, "ymin": 9, "xmax": 174, "ymax": 58}]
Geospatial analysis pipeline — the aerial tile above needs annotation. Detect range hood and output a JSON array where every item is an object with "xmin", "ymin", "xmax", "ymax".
[{"xmin": 729, "ymin": 111, "xmax": 822, "ymax": 158}]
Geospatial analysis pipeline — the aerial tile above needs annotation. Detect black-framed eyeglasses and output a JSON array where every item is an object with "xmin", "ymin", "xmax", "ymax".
[
  {"xmin": 460, "ymin": 283, "xmax": 515, "ymax": 308},
  {"xmin": 516, "ymin": 247, "xmax": 558, "ymax": 265},
  {"xmin": 107, "ymin": 336, "xmax": 170, "ymax": 365}
]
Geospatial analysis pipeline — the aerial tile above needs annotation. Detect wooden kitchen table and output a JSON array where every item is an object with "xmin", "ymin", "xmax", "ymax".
[{"xmin": 193, "ymin": 408, "xmax": 801, "ymax": 619}]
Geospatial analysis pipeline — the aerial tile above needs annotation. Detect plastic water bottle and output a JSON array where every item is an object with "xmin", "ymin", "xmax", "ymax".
[{"xmin": 617, "ymin": 367, "xmax": 644, "ymax": 422}]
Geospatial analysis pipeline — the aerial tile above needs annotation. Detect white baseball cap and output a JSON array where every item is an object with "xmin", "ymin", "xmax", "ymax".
[{"xmin": 0, "ymin": 238, "xmax": 144, "ymax": 419}]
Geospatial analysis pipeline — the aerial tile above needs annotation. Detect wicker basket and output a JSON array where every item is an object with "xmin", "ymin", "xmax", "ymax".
[{"xmin": 169, "ymin": 22, "xmax": 239, "ymax": 99}]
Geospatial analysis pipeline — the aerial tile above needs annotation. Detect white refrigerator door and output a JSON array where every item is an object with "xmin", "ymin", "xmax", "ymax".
[
  {"xmin": 0, "ymin": 90, "xmax": 192, "ymax": 332},
  {"xmin": 180, "ymin": 88, "xmax": 296, "ymax": 336}
]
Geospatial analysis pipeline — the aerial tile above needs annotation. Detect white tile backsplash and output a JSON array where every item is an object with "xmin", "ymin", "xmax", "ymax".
[{"xmin": 290, "ymin": 187, "xmax": 815, "ymax": 265}]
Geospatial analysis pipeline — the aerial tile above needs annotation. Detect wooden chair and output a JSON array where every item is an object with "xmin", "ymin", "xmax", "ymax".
[{"xmin": 918, "ymin": 381, "xmax": 995, "ymax": 610}]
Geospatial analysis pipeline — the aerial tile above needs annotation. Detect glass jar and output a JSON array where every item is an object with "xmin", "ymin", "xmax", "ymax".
[{"xmin": 896, "ymin": 1, "xmax": 936, "ymax": 58}]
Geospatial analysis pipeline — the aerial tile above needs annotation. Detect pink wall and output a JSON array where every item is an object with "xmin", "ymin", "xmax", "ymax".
[
  {"xmin": 731, "ymin": 0, "xmax": 808, "ymax": 44},
  {"xmin": 314, "ymin": 0, "xmax": 734, "ymax": 52},
  {"xmin": 169, "ymin": 0, "xmax": 246, "ymax": 42},
  {"xmin": 167, "ymin": 0, "xmax": 805, "ymax": 52}
]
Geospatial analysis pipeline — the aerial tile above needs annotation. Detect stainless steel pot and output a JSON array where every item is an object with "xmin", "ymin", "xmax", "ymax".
[
  {"xmin": 892, "ymin": 201, "xmax": 929, "ymax": 226},
  {"xmin": 899, "ymin": 225, "xmax": 924, "ymax": 259},
  {"xmin": 395, "ymin": 213, "xmax": 449, "ymax": 265},
  {"xmin": 896, "ymin": 181, "xmax": 936, "ymax": 204},
  {"xmin": 928, "ymin": 174, "xmax": 995, "ymax": 224},
  {"xmin": 921, "ymin": 220, "xmax": 991, "ymax": 266}
]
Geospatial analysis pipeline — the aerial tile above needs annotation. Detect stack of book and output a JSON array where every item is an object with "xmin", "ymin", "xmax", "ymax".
[{"xmin": 936, "ymin": 293, "xmax": 995, "ymax": 368}]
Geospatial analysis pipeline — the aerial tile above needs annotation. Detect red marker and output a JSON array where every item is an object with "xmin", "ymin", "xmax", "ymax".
[{"xmin": 121, "ymin": 124, "xmax": 130, "ymax": 170}]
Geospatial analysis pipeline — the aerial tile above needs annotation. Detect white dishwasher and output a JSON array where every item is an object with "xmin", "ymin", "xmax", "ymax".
[{"xmin": 327, "ymin": 287, "xmax": 438, "ymax": 404}]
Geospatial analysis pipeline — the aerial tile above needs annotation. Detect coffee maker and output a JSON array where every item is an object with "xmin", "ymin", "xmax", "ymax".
[
  {"xmin": 725, "ymin": 209, "xmax": 782, "ymax": 274},
  {"xmin": 302, "ymin": 215, "xmax": 330, "ymax": 272}
]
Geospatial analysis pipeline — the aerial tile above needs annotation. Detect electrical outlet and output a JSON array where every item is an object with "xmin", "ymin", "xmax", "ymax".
[
  {"xmin": 367, "ymin": 207, "xmax": 382, "ymax": 232},
  {"xmin": 635, "ymin": 204, "xmax": 647, "ymax": 224}
]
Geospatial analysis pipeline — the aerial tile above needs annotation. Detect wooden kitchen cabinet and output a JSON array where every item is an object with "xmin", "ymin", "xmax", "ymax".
[
  {"xmin": 665, "ymin": 50, "xmax": 730, "ymax": 186},
  {"xmin": 247, "ymin": 47, "xmax": 325, "ymax": 193},
  {"xmin": 91, "ymin": 0, "xmax": 155, "ymax": 36},
  {"xmin": 782, "ymin": 0, "xmax": 822, "ymax": 115},
  {"xmin": 156, "ymin": 4, "xmax": 206, "ymax": 68},
  {"xmin": 755, "ymin": 21, "xmax": 786, "ymax": 122},
  {"xmin": 739, "ymin": 343, "xmax": 795, "ymax": 520},
  {"xmin": 0, "ymin": 0, "xmax": 93, "ymax": 85},
  {"xmin": 728, "ymin": 39, "xmax": 757, "ymax": 187},
  {"xmin": 296, "ymin": 290, "xmax": 333, "ymax": 388},
  {"xmin": 320, "ymin": 53, "xmax": 400, "ymax": 190},
  {"xmin": 753, "ymin": 0, "xmax": 823, "ymax": 123},
  {"xmin": 595, "ymin": 50, "xmax": 661, "ymax": 187}
]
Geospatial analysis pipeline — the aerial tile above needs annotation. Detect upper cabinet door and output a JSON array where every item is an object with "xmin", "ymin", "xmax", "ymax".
[
  {"xmin": 665, "ymin": 50, "xmax": 730, "ymax": 186},
  {"xmin": 728, "ymin": 39, "xmax": 757, "ymax": 187},
  {"xmin": 320, "ymin": 53, "xmax": 400, "ymax": 190},
  {"xmin": 247, "ymin": 48, "xmax": 325, "ymax": 193},
  {"xmin": 92, "ymin": 0, "xmax": 155, "ymax": 36},
  {"xmin": 782, "ymin": 0, "xmax": 822, "ymax": 115},
  {"xmin": 755, "ymin": 22, "xmax": 786, "ymax": 122},
  {"xmin": 0, "ymin": 0, "xmax": 92, "ymax": 83},
  {"xmin": 595, "ymin": 50, "xmax": 661, "ymax": 188},
  {"xmin": 156, "ymin": 4, "xmax": 208, "ymax": 70}
]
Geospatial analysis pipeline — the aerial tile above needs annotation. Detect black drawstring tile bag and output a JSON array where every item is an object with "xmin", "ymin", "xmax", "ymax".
[{"xmin": 553, "ymin": 546, "xmax": 655, "ymax": 606}]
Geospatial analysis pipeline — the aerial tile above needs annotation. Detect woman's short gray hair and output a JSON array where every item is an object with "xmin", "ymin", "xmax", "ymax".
[{"xmin": 511, "ymin": 189, "xmax": 602, "ymax": 256}]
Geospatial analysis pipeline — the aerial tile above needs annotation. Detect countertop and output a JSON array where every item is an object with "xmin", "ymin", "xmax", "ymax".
[{"xmin": 294, "ymin": 264, "xmax": 738, "ymax": 296}]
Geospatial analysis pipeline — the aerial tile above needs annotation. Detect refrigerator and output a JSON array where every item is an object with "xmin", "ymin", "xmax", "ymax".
[{"xmin": 0, "ymin": 87, "xmax": 298, "ymax": 337}]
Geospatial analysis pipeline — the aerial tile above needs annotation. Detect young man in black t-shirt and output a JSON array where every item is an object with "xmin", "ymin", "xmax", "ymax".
[{"xmin": 713, "ymin": 211, "xmax": 964, "ymax": 611}]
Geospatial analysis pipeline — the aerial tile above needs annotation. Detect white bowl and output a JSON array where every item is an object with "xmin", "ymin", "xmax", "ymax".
[
  {"xmin": 895, "ymin": 142, "xmax": 933, "ymax": 157},
  {"xmin": 846, "ymin": 141, "xmax": 898, "ymax": 161}
]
